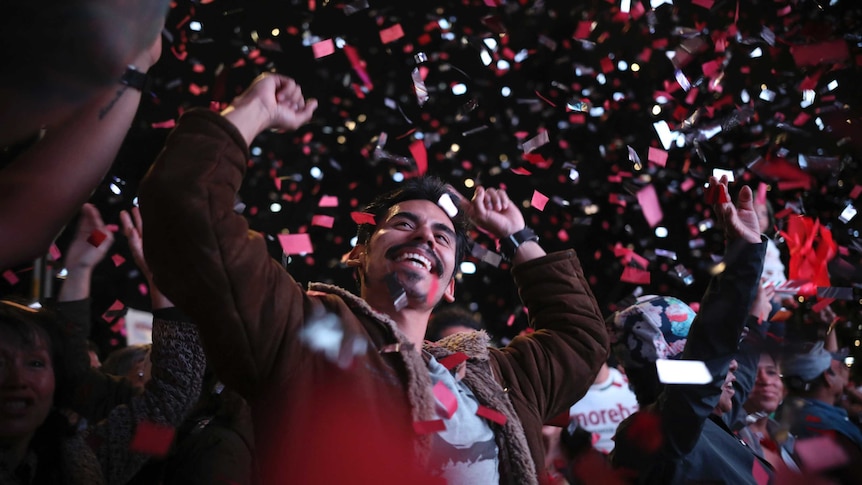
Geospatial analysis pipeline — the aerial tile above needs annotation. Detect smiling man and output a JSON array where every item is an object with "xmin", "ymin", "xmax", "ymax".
[{"xmin": 139, "ymin": 73, "xmax": 608, "ymax": 484}]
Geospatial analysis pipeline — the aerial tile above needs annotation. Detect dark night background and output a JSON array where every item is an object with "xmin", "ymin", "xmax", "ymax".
[{"xmin": 3, "ymin": 0, "xmax": 862, "ymax": 365}]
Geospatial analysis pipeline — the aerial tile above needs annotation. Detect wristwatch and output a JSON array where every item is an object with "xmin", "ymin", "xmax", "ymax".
[
  {"xmin": 498, "ymin": 227, "xmax": 539, "ymax": 261},
  {"xmin": 119, "ymin": 65, "xmax": 151, "ymax": 92}
]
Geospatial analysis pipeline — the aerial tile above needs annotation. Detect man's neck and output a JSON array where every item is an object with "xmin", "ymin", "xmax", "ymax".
[{"xmin": 364, "ymin": 292, "xmax": 432, "ymax": 349}]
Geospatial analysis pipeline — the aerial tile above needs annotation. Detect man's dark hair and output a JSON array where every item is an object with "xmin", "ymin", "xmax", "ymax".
[{"xmin": 355, "ymin": 176, "xmax": 472, "ymax": 264}]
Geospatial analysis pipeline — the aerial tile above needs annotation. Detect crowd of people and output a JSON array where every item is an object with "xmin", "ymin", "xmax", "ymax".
[{"xmin": 2, "ymin": 2, "xmax": 861, "ymax": 485}]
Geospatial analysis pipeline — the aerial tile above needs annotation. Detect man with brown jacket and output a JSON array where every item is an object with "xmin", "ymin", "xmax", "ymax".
[{"xmin": 140, "ymin": 73, "xmax": 608, "ymax": 484}]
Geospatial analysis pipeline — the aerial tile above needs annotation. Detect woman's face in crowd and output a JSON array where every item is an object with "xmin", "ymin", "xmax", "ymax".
[
  {"xmin": 747, "ymin": 353, "xmax": 784, "ymax": 414},
  {"xmin": 0, "ymin": 332, "xmax": 56, "ymax": 446}
]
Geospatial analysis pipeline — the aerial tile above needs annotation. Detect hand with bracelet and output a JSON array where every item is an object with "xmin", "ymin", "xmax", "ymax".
[{"xmin": 460, "ymin": 186, "xmax": 546, "ymax": 265}]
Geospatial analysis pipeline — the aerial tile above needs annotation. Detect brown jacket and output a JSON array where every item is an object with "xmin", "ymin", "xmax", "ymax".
[{"xmin": 140, "ymin": 109, "xmax": 608, "ymax": 484}]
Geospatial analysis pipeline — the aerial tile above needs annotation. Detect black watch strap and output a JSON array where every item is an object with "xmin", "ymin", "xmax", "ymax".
[
  {"xmin": 499, "ymin": 227, "xmax": 539, "ymax": 261},
  {"xmin": 119, "ymin": 65, "xmax": 151, "ymax": 92}
]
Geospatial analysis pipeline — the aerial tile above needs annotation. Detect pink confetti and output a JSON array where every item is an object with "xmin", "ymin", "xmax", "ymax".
[
  {"xmin": 756, "ymin": 182, "xmax": 768, "ymax": 205},
  {"xmin": 312, "ymin": 38, "xmax": 335, "ymax": 58},
  {"xmin": 3, "ymin": 270, "xmax": 19, "ymax": 285},
  {"xmin": 151, "ymin": 119, "xmax": 176, "ymax": 129},
  {"xmin": 317, "ymin": 195, "xmax": 338, "ymax": 208},
  {"xmin": 680, "ymin": 178, "xmax": 696, "ymax": 192},
  {"xmin": 311, "ymin": 215, "xmax": 335, "ymax": 228},
  {"xmin": 793, "ymin": 436, "xmax": 849, "ymax": 473},
  {"xmin": 850, "ymin": 185, "xmax": 862, "ymax": 199},
  {"xmin": 530, "ymin": 190, "xmax": 549, "ymax": 211},
  {"xmin": 111, "ymin": 254, "xmax": 125, "ymax": 267},
  {"xmin": 379, "ymin": 24, "xmax": 405, "ymax": 44},
  {"xmin": 510, "ymin": 167, "xmax": 532, "ymax": 176},
  {"xmin": 277, "ymin": 234, "xmax": 314, "ymax": 255},
  {"xmin": 433, "ymin": 381, "xmax": 458, "ymax": 419},
  {"xmin": 691, "ymin": 0, "xmax": 714, "ymax": 9},
  {"xmin": 636, "ymin": 185, "xmax": 663, "ymax": 227},
  {"xmin": 138, "ymin": 283, "xmax": 149, "ymax": 296},
  {"xmin": 130, "ymin": 421, "xmax": 176, "ymax": 457},
  {"xmin": 49, "ymin": 244, "xmax": 62, "ymax": 261},
  {"xmin": 647, "ymin": 147, "xmax": 668, "ymax": 167}
]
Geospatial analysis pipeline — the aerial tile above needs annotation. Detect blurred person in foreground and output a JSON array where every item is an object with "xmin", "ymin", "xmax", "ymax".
[{"xmin": 0, "ymin": 0, "xmax": 168, "ymax": 270}]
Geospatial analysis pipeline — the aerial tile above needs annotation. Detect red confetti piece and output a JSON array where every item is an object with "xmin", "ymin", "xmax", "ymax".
[
  {"xmin": 379, "ymin": 24, "xmax": 405, "ymax": 44},
  {"xmin": 751, "ymin": 459, "xmax": 769, "ymax": 485},
  {"xmin": 111, "ymin": 254, "xmax": 125, "ymax": 267},
  {"xmin": 476, "ymin": 405, "xmax": 507, "ymax": 425},
  {"xmin": 530, "ymin": 190, "xmax": 549, "ymax": 211},
  {"xmin": 151, "ymin": 119, "xmax": 176, "ymax": 129},
  {"xmin": 319, "ymin": 195, "xmax": 339, "ymax": 207},
  {"xmin": 277, "ymin": 234, "xmax": 314, "ymax": 255},
  {"xmin": 647, "ymin": 147, "xmax": 667, "ymax": 167},
  {"xmin": 311, "ymin": 215, "xmax": 335, "ymax": 228},
  {"xmin": 138, "ymin": 283, "xmax": 149, "ymax": 296},
  {"xmin": 409, "ymin": 140, "xmax": 427, "ymax": 175},
  {"xmin": 704, "ymin": 184, "xmax": 728, "ymax": 204},
  {"xmin": 3, "ymin": 270, "xmax": 19, "ymax": 285},
  {"xmin": 413, "ymin": 420, "xmax": 446, "ymax": 434},
  {"xmin": 510, "ymin": 167, "xmax": 532, "ymax": 176},
  {"xmin": 692, "ymin": 0, "xmax": 714, "ymax": 9},
  {"xmin": 620, "ymin": 266, "xmax": 651, "ymax": 284},
  {"xmin": 636, "ymin": 185, "xmax": 663, "ymax": 227},
  {"xmin": 433, "ymin": 381, "xmax": 458, "ymax": 419},
  {"xmin": 850, "ymin": 185, "xmax": 862, "ymax": 199},
  {"xmin": 624, "ymin": 411, "xmax": 663, "ymax": 454},
  {"xmin": 573, "ymin": 21, "xmax": 592, "ymax": 40},
  {"xmin": 790, "ymin": 40, "xmax": 850, "ymax": 67},
  {"xmin": 86, "ymin": 229, "xmax": 107, "ymax": 248},
  {"xmin": 437, "ymin": 352, "xmax": 468, "ymax": 371},
  {"xmin": 350, "ymin": 212, "xmax": 376, "ymax": 225},
  {"xmin": 312, "ymin": 38, "xmax": 335, "ymax": 58},
  {"xmin": 129, "ymin": 420, "xmax": 176, "ymax": 457}
]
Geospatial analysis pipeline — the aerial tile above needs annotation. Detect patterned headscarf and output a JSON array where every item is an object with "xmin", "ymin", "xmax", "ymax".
[{"xmin": 609, "ymin": 295, "xmax": 696, "ymax": 370}]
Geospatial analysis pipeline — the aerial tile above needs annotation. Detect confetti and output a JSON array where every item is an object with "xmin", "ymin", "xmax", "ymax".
[
  {"xmin": 312, "ymin": 38, "xmax": 335, "ymax": 59},
  {"xmin": 433, "ymin": 381, "xmax": 458, "ymax": 419},
  {"xmin": 86, "ymin": 229, "xmax": 108, "ymax": 248},
  {"xmin": 277, "ymin": 234, "xmax": 313, "ymax": 255},
  {"xmin": 129, "ymin": 421, "xmax": 176, "ymax": 457},
  {"xmin": 379, "ymin": 24, "xmax": 405, "ymax": 44},
  {"xmin": 655, "ymin": 359, "xmax": 712, "ymax": 384},
  {"xmin": 311, "ymin": 215, "xmax": 335, "ymax": 228},
  {"xmin": 531, "ymin": 190, "xmax": 549, "ymax": 211},
  {"xmin": 476, "ymin": 405, "xmax": 507, "ymax": 425}
]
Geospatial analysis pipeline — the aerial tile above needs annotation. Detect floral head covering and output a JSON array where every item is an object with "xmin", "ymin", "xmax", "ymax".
[{"xmin": 609, "ymin": 295, "xmax": 696, "ymax": 369}]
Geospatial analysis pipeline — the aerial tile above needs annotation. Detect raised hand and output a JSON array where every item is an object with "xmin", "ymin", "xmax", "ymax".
[
  {"xmin": 64, "ymin": 203, "xmax": 114, "ymax": 271},
  {"xmin": 120, "ymin": 206, "xmax": 150, "ymax": 278},
  {"xmin": 121, "ymin": 206, "xmax": 172, "ymax": 309},
  {"xmin": 221, "ymin": 73, "xmax": 318, "ymax": 146},
  {"xmin": 750, "ymin": 282, "xmax": 775, "ymax": 323},
  {"xmin": 457, "ymin": 186, "xmax": 525, "ymax": 239},
  {"xmin": 710, "ymin": 176, "xmax": 761, "ymax": 244}
]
